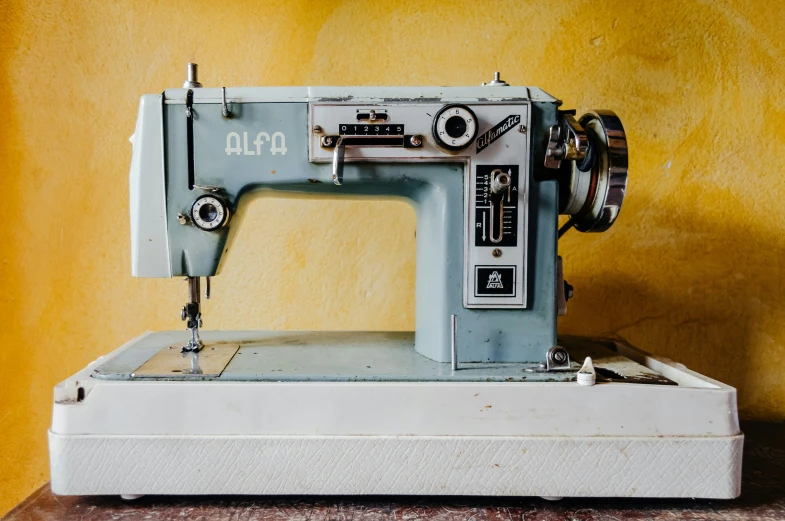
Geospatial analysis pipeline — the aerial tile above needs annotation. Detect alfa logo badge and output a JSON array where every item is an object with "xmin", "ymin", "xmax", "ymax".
[{"xmin": 486, "ymin": 271, "xmax": 504, "ymax": 289}]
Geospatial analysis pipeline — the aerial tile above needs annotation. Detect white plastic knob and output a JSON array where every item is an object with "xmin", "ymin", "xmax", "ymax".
[{"xmin": 577, "ymin": 357, "xmax": 596, "ymax": 386}]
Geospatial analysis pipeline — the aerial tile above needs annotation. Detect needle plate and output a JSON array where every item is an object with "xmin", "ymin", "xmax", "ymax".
[{"xmin": 131, "ymin": 343, "xmax": 239, "ymax": 379}]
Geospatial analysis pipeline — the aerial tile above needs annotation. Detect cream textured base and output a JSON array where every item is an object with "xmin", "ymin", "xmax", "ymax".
[
  {"xmin": 49, "ymin": 432, "xmax": 743, "ymax": 498},
  {"xmin": 49, "ymin": 332, "xmax": 744, "ymax": 499}
]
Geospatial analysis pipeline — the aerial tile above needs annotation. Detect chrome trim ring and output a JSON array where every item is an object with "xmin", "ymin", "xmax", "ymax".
[{"xmin": 432, "ymin": 104, "xmax": 478, "ymax": 151}]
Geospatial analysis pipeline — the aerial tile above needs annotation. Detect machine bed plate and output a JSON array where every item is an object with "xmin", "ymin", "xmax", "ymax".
[{"xmin": 91, "ymin": 331, "xmax": 674, "ymax": 385}]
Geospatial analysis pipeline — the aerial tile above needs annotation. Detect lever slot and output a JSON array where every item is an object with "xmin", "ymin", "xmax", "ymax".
[
  {"xmin": 342, "ymin": 136, "xmax": 404, "ymax": 147},
  {"xmin": 489, "ymin": 199, "xmax": 504, "ymax": 244},
  {"xmin": 185, "ymin": 89, "xmax": 195, "ymax": 190},
  {"xmin": 321, "ymin": 134, "xmax": 423, "ymax": 149},
  {"xmin": 489, "ymin": 169, "xmax": 511, "ymax": 244}
]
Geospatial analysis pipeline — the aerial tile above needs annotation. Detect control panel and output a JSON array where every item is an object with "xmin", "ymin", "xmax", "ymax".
[{"xmin": 309, "ymin": 101, "xmax": 530, "ymax": 309}]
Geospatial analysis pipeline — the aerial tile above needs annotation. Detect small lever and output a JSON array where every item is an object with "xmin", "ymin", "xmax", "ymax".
[
  {"xmin": 563, "ymin": 114, "xmax": 589, "ymax": 161},
  {"xmin": 544, "ymin": 113, "xmax": 589, "ymax": 169},
  {"xmin": 577, "ymin": 357, "xmax": 596, "ymax": 386},
  {"xmin": 221, "ymin": 87, "xmax": 231, "ymax": 118},
  {"xmin": 491, "ymin": 170, "xmax": 511, "ymax": 195},
  {"xmin": 489, "ymin": 169, "xmax": 511, "ymax": 244},
  {"xmin": 332, "ymin": 136, "xmax": 344, "ymax": 186},
  {"xmin": 327, "ymin": 133, "xmax": 422, "ymax": 186}
]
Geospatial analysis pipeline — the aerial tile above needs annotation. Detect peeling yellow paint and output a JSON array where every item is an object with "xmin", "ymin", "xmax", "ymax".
[{"xmin": 1, "ymin": 0, "xmax": 784, "ymax": 513}]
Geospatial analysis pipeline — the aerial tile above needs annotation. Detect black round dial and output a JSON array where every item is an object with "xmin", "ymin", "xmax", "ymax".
[
  {"xmin": 432, "ymin": 104, "xmax": 478, "ymax": 151},
  {"xmin": 445, "ymin": 116, "xmax": 467, "ymax": 138},
  {"xmin": 190, "ymin": 194, "xmax": 231, "ymax": 231}
]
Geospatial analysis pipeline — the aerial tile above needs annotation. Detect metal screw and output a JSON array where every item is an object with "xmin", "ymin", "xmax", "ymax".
[
  {"xmin": 409, "ymin": 135, "xmax": 423, "ymax": 147},
  {"xmin": 552, "ymin": 349, "xmax": 567, "ymax": 364},
  {"xmin": 518, "ymin": 125, "xmax": 527, "ymax": 133},
  {"xmin": 313, "ymin": 125, "xmax": 323, "ymax": 134},
  {"xmin": 492, "ymin": 248, "xmax": 502, "ymax": 258},
  {"xmin": 321, "ymin": 136, "xmax": 333, "ymax": 147},
  {"xmin": 177, "ymin": 212, "xmax": 189, "ymax": 225}
]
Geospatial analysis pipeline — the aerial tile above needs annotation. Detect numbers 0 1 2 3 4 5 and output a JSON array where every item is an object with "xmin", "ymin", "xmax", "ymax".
[{"xmin": 339, "ymin": 124, "xmax": 404, "ymax": 136}]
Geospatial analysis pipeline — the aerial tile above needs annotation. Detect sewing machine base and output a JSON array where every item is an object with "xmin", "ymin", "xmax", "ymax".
[{"xmin": 49, "ymin": 331, "xmax": 743, "ymax": 499}]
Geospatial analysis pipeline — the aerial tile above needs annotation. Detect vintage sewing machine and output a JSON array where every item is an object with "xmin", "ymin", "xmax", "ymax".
[{"xmin": 49, "ymin": 64, "xmax": 742, "ymax": 499}]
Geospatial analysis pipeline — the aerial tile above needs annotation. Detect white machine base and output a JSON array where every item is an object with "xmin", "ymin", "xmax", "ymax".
[
  {"xmin": 50, "ymin": 433, "xmax": 742, "ymax": 498},
  {"xmin": 49, "ymin": 332, "xmax": 744, "ymax": 499}
]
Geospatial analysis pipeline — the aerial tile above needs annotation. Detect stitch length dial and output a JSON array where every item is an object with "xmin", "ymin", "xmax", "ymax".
[
  {"xmin": 191, "ymin": 195, "xmax": 230, "ymax": 231},
  {"xmin": 432, "ymin": 104, "xmax": 478, "ymax": 151}
]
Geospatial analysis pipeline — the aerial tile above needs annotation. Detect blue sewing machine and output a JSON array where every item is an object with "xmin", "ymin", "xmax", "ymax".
[{"xmin": 48, "ymin": 64, "xmax": 743, "ymax": 500}]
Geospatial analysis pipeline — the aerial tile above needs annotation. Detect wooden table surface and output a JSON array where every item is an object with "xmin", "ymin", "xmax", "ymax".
[{"xmin": 5, "ymin": 422, "xmax": 784, "ymax": 521}]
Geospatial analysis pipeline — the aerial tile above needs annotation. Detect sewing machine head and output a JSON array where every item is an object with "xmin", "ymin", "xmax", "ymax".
[{"xmin": 129, "ymin": 64, "xmax": 627, "ymax": 366}]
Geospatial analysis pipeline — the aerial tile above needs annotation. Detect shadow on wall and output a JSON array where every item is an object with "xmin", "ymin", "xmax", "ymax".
[{"xmin": 558, "ymin": 193, "xmax": 780, "ymax": 419}]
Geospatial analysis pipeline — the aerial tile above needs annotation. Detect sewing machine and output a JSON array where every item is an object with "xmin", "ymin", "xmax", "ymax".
[{"xmin": 48, "ymin": 64, "xmax": 743, "ymax": 499}]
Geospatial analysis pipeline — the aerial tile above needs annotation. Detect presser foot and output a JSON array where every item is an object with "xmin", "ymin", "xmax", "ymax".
[
  {"xmin": 180, "ymin": 276, "xmax": 207, "ymax": 352},
  {"xmin": 181, "ymin": 328, "xmax": 204, "ymax": 353},
  {"xmin": 181, "ymin": 341, "xmax": 204, "ymax": 353}
]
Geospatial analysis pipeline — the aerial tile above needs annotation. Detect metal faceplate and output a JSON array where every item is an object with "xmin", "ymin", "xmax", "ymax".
[{"xmin": 310, "ymin": 103, "xmax": 531, "ymax": 308}]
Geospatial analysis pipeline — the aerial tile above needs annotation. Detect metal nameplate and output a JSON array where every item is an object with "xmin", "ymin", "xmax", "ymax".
[{"xmin": 131, "ymin": 343, "xmax": 239, "ymax": 378}]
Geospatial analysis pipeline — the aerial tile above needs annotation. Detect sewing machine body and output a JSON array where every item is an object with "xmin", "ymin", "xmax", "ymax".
[
  {"xmin": 132, "ymin": 85, "xmax": 561, "ymax": 362},
  {"xmin": 48, "ymin": 68, "xmax": 743, "ymax": 499}
]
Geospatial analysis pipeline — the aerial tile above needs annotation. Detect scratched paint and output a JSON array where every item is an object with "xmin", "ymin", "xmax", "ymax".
[{"xmin": 1, "ymin": 0, "xmax": 784, "ymax": 515}]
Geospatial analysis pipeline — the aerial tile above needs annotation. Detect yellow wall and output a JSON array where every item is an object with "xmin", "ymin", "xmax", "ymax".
[{"xmin": 1, "ymin": 0, "xmax": 783, "ymax": 513}]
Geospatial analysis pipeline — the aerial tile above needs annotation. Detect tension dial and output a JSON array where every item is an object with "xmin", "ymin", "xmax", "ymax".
[
  {"xmin": 190, "ymin": 195, "xmax": 231, "ymax": 231},
  {"xmin": 432, "ymin": 104, "xmax": 478, "ymax": 151}
]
